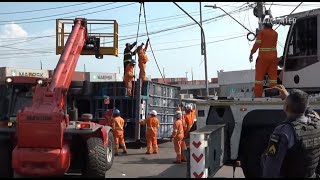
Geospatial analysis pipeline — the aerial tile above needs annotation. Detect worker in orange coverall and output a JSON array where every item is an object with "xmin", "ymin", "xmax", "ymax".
[
  {"xmin": 182, "ymin": 103, "xmax": 197, "ymax": 149},
  {"xmin": 111, "ymin": 109, "xmax": 127, "ymax": 156},
  {"xmin": 139, "ymin": 110, "xmax": 160, "ymax": 154},
  {"xmin": 137, "ymin": 38, "xmax": 150, "ymax": 81},
  {"xmin": 249, "ymin": 18, "xmax": 278, "ymax": 98},
  {"xmin": 124, "ymin": 59, "xmax": 136, "ymax": 97},
  {"xmin": 170, "ymin": 111, "xmax": 187, "ymax": 164}
]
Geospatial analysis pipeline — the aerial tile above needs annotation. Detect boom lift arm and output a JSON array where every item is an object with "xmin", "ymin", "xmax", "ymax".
[{"xmin": 11, "ymin": 18, "xmax": 117, "ymax": 177}]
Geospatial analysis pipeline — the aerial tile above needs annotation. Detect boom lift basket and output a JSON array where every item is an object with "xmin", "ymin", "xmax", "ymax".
[{"xmin": 56, "ymin": 19, "xmax": 118, "ymax": 57}]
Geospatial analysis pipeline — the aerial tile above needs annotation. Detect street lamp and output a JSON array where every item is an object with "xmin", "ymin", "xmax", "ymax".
[
  {"xmin": 173, "ymin": 2, "xmax": 209, "ymax": 99},
  {"xmin": 205, "ymin": 4, "xmax": 256, "ymax": 42}
]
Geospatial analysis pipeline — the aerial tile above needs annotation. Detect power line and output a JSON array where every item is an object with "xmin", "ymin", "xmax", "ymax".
[
  {"xmin": 0, "ymin": 3, "xmax": 135, "ymax": 26},
  {"xmin": 0, "ymin": 2, "xmax": 117, "ymax": 23},
  {"xmin": 0, "ymin": 2, "xmax": 92, "ymax": 15}
]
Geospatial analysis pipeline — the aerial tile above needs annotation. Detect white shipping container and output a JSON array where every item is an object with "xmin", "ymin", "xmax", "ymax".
[
  {"xmin": 218, "ymin": 69, "xmax": 255, "ymax": 86},
  {"xmin": 219, "ymin": 83, "xmax": 254, "ymax": 98},
  {"xmin": 0, "ymin": 67, "xmax": 49, "ymax": 81}
]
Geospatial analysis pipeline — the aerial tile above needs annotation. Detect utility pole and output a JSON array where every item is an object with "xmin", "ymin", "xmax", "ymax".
[
  {"xmin": 200, "ymin": 2, "xmax": 204, "ymax": 55},
  {"xmin": 40, "ymin": 60, "xmax": 43, "ymax": 70},
  {"xmin": 191, "ymin": 68, "xmax": 194, "ymax": 84},
  {"xmin": 163, "ymin": 67, "xmax": 165, "ymax": 83},
  {"xmin": 173, "ymin": 2, "xmax": 209, "ymax": 99},
  {"xmin": 185, "ymin": 71, "xmax": 188, "ymax": 80}
]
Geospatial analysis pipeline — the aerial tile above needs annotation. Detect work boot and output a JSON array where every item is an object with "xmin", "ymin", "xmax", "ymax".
[
  {"xmin": 146, "ymin": 152, "xmax": 151, "ymax": 155},
  {"xmin": 173, "ymin": 161, "xmax": 181, "ymax": 164},
  {"xmin": 122, "ymin": 151, "xmax": 127, "ymax": 154},
  {"xmin": 153, "ymin": 151, "xmax": 158, "ymax": 154},
  {"xmin": 115, "ymin": 153, "xmax": 119, "ymax": 156},
  {"xmin": 181, "ymin": 159, "xmax": 187, "ymax": 163}
]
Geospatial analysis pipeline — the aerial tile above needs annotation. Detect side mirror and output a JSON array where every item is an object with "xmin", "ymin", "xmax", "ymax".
[{"xmin": 278, "ymin": 56, "xmax": 284, "ymax": 68}]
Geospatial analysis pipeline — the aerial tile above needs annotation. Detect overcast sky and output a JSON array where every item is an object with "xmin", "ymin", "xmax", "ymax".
[{"xmin": 0, "ymin": 2, "xmax": 318, "ymax": 80}]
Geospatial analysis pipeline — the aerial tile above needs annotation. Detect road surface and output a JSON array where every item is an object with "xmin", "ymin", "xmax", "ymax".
[{"xmin": 105, "ymin": 141, "xmax": 245, "ymax": 178}]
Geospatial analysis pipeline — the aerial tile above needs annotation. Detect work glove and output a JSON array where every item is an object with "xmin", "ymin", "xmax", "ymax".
[{"xmin": 249, "ymin": 54, "xmax": 253, "ymax": 63}]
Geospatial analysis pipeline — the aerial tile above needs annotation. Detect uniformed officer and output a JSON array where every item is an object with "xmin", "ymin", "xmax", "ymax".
[{"xmin": 261, "ymin": 86, "xmax": 320, "ymax": 178}]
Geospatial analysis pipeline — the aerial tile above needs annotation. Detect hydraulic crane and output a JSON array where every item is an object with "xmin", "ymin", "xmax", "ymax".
[{"xmin": 0, "ymin": 18, "xmax": 118, "ymax": 177}]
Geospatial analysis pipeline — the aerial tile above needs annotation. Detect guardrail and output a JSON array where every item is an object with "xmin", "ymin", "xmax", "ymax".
[{"xmin": 189, "ymin": 125, "xmax": 225, "ymax": 178}]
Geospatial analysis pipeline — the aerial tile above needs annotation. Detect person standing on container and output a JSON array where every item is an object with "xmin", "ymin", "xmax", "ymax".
[
  {"xmin": 111, "ymin": 109, "xmax": 127, "ymax": 156},
  {"xmin": 139, "ymin": 110, "xmax": 160, "ymax": 154},
  {"xmin": 123, "ymin": 41, "xmax": 137, "ymax": 76},
  {"xmin": 137, "ymin": 38, "xmax": 150, "ymax": 81},
  {"xmin": 124, "ymin": 59, "xmax": 136, "ymax": 97},
  {"xmin": 170, "ymin": 111, "xmax": 187, "ymax": 164}
]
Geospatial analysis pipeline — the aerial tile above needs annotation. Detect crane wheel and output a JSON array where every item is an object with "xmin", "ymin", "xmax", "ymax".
[
  {"xmin": 0, "ymin": 139, "xmax": 13, "ymax": 178},
  {"xmin": 84, "ymin": 132, "xmax": 114, "ymax": 177}
]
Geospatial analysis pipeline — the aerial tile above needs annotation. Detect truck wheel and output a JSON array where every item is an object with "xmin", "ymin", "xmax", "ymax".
[
  {"xmin": 239, "ymin": 127, "xmax": 274, "ymax": 178},
  {"xmin": 0, "ymin": 140, "xmax": 13, "ymax": 178},
  {"xmin": 85, "ymin": 133, "xmax": 114, "ymax": 178}
]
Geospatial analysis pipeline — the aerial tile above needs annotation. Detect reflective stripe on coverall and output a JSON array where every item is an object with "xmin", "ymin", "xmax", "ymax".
[
  {"xmin": 139, "ymin": 115, "xmax": 160, "ymax": 153},
  {"xmin": 251, "ymin": 28, "xmax": 278, "ymax": 97}
]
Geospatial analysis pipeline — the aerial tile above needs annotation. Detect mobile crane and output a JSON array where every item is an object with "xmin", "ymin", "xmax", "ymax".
[
  {"xmin": 0, "ymin": 18, "xmax": 119, "ymax": 177},
  {"xmin": 185, "ymin": 8, "xmax": 320, "ymax": 178}
]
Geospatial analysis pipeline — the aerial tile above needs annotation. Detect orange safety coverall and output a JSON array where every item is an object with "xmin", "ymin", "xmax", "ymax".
[
  {"xmin": 112, "ymin": 116, "xmax": 127, "ymax": 154},
  {"xmin": 251, "ymin": 28, "xmax": 278, "ymax": 97},
  {"xmin": 172, "ymin": 118, "xmax": 187, "ymax": 162},
  {"xmin": 124, "ymin": 64, "xmax": 134, "ymax": 96},
  {"xmin": 183, "ymin": 109, "xmax": 197, "ymax": 148},
  {"xmin": 139, "ymin": 115, "xmax": 159, "ymax": 153},
  {"xmin": 138, "ymin": 39, "xmax": 149, "ymax": 81}
]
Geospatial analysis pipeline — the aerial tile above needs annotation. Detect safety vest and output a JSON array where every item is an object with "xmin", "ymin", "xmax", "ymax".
[{"xmin": 280, "ymin": 116, "xmax": 320, "ymax": 178}]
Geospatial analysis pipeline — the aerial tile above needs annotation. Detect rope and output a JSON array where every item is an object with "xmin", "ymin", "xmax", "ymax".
[
  {"xmin": 132, "ymin": 3, "xmax": 143, "ymax": 100},
  {"xmin": 142, "ymin": 3, "xmax": 165, "ymax": 83}
]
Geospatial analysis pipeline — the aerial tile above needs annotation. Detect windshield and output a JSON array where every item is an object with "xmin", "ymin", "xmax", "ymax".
[{"xmin": 11, "ymin": 85, "xmax": 33, "ymax": 117}]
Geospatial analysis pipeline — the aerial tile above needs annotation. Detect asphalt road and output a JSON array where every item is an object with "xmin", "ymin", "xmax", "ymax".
[{"xmin": 105, "ymin": 141, "xmax": 245, "ymax": 178}]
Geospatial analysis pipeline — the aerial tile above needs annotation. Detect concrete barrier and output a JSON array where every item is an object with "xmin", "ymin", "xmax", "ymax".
[{"xmin": 189, "ymin": 125, "xmax": 225, "ymax": 178}]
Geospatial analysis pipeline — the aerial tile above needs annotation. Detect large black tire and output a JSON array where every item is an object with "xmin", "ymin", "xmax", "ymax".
[
  {"xmin": 85, "ymin": 131, "xmax": 114, "ymax": 178},
  {"xmin": 239, "ymin": 127, "xmax": 274, "ymax": 178},
  {"xmin": 0, "ymin": 139, "xmax": 13, "ymax": 178}
]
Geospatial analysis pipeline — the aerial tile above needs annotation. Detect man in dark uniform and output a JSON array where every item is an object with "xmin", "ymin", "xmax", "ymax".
[
  {"xmin": 123, "ymin": 42, "xmax": 137, "ymax": 76},
  {"xmin": 261, "ymin": 85, "xmax": 320, "ymax": 178}
]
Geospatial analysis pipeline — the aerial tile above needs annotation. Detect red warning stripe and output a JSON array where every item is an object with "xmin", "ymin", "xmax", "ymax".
[
  {"xmin": 192, "ymin": 153, "xmax": 204, "ymax": 163},
  {"xmin": 192, "ymin": 141, "xmax": 201, "ymax": 148},
  {"xmin": 193, "ymin": 171, "xmax": 204, "ymax": 178}
]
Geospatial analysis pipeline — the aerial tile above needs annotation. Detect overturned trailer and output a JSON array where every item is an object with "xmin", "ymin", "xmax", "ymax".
[{"xmin": 91, "ymin": 79, "xmax": 181, "ymax": 142}]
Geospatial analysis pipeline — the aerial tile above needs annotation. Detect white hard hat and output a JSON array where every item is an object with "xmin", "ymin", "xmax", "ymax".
[
  {"xmin": 186, "ymin": 104, "xmax": 193, "ymax": 110},
  {"xmin": 149, "ymin": 110, "xmax": 157, "ymax": 116}
]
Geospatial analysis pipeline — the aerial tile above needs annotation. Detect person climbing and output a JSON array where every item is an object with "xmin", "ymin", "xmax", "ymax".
[
  {"xmin": 111, "ymin": 109, "xmax": 127, "ymax": 156},
  {"xmin": 139, "ymin": 110, "xmax": 160, "ymax": 154},
  {"xmin": 123, "ymin": 42, "xmax": 137, "ymax": 76},
  {"xmin": 123, "ymin": 59, "xmax": 136, "ymax": 97},
  {"xmin": 249, "ymin": 18, "xmax": 278, "ymax": 98},
  {"xmin": 170, "ymin": 110, "xmax": 187, "ymax": 164},
  {"xmin": 137, "ymin": 38, "xmax": 150, "ymax": 81}
]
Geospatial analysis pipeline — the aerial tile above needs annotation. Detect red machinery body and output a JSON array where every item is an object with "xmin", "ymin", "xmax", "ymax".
[{"xmin": 12, "ymin": 18, "xmax": 88, "ymax": 176}]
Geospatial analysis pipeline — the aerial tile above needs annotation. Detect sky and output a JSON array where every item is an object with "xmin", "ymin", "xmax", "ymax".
[{"xmin": 0, "ymin": 2, "xmax": 319, "ymax": 80}]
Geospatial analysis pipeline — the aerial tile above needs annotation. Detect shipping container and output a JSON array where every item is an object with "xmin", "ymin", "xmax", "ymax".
[
  {"xmin": 0, "ymin": 67, "xmax": 49, "ymax": 82},
  {"xmin": 48, "ymin": 70, "xmax": 88, "ymax": 82},
  {"xmin": 91, "ymin": 80, "xmax": 180, "ymax": 142}
]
